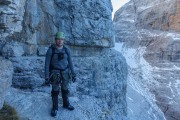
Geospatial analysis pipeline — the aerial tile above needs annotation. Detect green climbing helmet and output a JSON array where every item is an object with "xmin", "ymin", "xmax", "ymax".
[{"xmin": 55, "ymin": 32, "xmax": 65, "ymax": 39}]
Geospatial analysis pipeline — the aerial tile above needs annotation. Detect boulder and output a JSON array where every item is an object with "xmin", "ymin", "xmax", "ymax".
[
  {"xmin": 0, "ymin": 57, "xmax": 13, "ymax": 109},
  {"xmin": 10, "ymin": 57, "xmax": 45, "ymax": 89}
]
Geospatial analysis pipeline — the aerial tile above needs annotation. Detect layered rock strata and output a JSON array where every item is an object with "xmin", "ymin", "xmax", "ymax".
[
  {"xmin": 114, "ymin": 0, "xmax": 180, "ymax": 120},
  {"xmin": 1, "ymin": 0, "xmax": 128, "ymax": 119}
]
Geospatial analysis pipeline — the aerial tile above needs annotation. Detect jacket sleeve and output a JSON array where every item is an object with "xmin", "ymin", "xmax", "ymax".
[
  {"xmin": 67, "ymin": 48, "xmax": 75, "ymax": 75},
  {"xmin": 45, "ymin": 47, "xmax": 52, "ymax": 78}
]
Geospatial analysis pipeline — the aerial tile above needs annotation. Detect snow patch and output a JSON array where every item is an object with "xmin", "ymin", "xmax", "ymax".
[{"xmin": 114, "ymin": 43, "xmax": 138, "ymax": 68}]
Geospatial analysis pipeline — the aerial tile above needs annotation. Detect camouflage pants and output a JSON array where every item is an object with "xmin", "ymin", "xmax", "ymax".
[{"xmin": 50, "ymin": 71, "xmax": 70, "ymax": 91}]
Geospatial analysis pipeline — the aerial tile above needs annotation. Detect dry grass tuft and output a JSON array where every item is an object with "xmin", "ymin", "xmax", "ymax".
[{"xmin": 0, "ymin": 103, "xmax": 19, "ymax": 120}]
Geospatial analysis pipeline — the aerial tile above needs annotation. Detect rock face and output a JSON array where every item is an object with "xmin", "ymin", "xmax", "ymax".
[
  {"xmin": 134, "ymin": 0, "xmax": 180, "ymax": 32},
  {"xmin": 6, "ymin": 49, "xmax": 127, "ymax": 120},
  {"xmin": 0, "ymin": 57, "xmax": 13, "ymax": 109},
  {"xmin": 0, "ymin": 0, "xmax": 128, "ymax": 119},
  {"xmin": 114, "ymin": 44, "xmax": 166, "ymax": 120},
  {"xmin": 0, "ymin": 0, "xmax": 115, "ymax": 87},
  {"xmin": 1, "ymin": 0, "xmax": 114, "ymax": 55},
  {"xmin": 114, "ymin": 0, "xmax": 180, "ymax": 120},
  {"xmin": 0, "ymin": 0, "xmax": 25, "ymax": 50},
  {"xmin": 10, "ymin": 57, "xmax": 45, "ymax": 89}
]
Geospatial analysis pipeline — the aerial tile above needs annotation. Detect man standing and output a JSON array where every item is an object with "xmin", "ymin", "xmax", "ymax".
[{"xmin": 45, "ymin": 31, "xmax": 76, "ymax": 117}]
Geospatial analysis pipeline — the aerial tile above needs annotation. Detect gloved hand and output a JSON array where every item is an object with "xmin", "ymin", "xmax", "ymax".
[
  {"xmin": 72, "ymin": 75, "xmax": 76, "ymax": 83},
  {"xmin": 45, "ymin": 78, "xmax": 50, "ymax": 86}
]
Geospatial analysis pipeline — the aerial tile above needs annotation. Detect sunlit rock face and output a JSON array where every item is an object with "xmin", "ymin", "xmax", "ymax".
[{"xmin": 114, "ymin": 0, "xmax": 180, "ymax": 120}]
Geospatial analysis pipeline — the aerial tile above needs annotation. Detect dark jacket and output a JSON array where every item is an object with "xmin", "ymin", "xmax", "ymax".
[{"xmin": 45, "ymin": 45, "xmax": 75, "ymax": 78}]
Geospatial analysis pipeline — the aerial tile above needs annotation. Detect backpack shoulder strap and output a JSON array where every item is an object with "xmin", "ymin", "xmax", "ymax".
[
  {"xmin": 50, "ymin": 45, "xmax": 55, "ymax": 64},
  {"xmin": 49, "ymin": 45, "xmax": 55, "ymax": 72},
  {"xmin": 63, "ymin": 45, "xmax": 69, "ymax": 56}
]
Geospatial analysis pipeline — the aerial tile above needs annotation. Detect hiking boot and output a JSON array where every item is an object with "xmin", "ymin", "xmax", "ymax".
[
  {"xmin": 51, "ymin": 90, "xmax": 59, "ymax": 114},
  {"xmin": 63, "ymin": 105, "xmax": 74, "ymax": 110},
  {"xmin": 51, "ymin": 109, "xmax": 57, "ymax": 117}
]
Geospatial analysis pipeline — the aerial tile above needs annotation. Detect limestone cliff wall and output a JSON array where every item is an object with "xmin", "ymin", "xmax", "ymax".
[
  {"xmin": 114, "ymin": 0, "xmax": 180, "ymax": 120},
  {"xmin": 0, "ymin": 0, "xmax": 128, "ymax": 119},
  {"xmin": 1, "ymin": 0, "xmax": 114, "ymax": 57}
]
